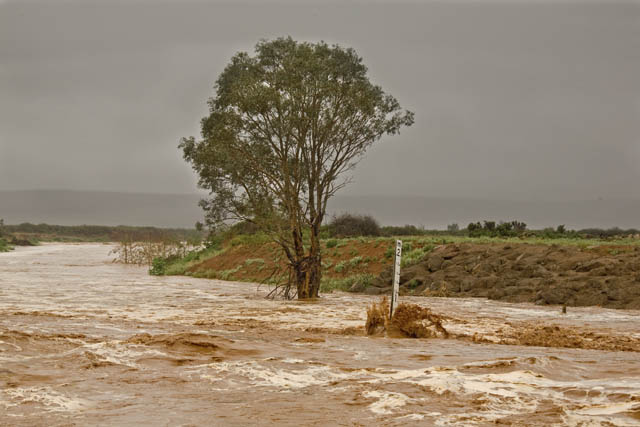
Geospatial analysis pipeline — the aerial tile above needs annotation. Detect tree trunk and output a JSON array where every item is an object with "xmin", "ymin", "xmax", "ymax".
[{"xmin": 294, "ymin": 231, "xmax": 322, "ymax": 299}]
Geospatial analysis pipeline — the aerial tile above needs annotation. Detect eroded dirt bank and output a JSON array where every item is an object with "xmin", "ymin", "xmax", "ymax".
[
  {"xmin": 1, "ymin": 244, "xmax": 640, "ymax": 426},
  {"xmin": 366, "ymin": 242, "xmax": 640, "ymax": 309}
]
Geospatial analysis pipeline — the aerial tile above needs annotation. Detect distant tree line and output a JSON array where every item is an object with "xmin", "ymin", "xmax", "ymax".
[
  {"xmin": 3, "ymin": 223, "xmax": 203, "ymax": 242},
  {"xmin": 317, "ymin": 214, "xmax": 640, "ymax": 239},
  {"xmin": 467, "ymin": 220, "xmax": 528, "ymax": 237}
]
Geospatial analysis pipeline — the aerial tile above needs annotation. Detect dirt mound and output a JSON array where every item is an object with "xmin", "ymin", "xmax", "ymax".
[
  {"xmin": 365, "ymin": 243, "xmax": 640, "ymax": 309},
  {"xmin": 389, "ymin": 303, "xmax": 449, "ymax": 338},
  {"xmin": 365, "ymin": 298, "xmax": 448, "ymax": 339}
]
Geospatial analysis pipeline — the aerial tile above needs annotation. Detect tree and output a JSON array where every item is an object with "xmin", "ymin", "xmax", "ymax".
[
  {"xmin": 328, "ymin": 213, "xmax": 380, "ymax": 237},
  {"xmin": 180, "ymin": 37, "xmax": 413, "ymax": 299}
]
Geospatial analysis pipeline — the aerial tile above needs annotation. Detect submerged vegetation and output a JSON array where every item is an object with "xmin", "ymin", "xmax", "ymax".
[
  {"xmin": 0, "ymin": 238, "xmax": 12, "ymax": 252},
  {"xmin": 0, "ymin": 219, "xmax": 13, "ymax": 252}
]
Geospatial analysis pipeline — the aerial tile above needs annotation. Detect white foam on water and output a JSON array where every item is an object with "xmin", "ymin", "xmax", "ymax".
[
  {"xmin": 195, "ymin": 360, "xmax": 357, "ymax": 390},
  {"xmin": 365, "ymin": 365, "xmax": 640, "ymax": 425},
  {"xmin": 397, "ymin": 413, "xmax": 426, "ymax": 420},
  {"xmin": 2, "ymin": 387, "xmax": 88, "ymax": 413},
  {"xmin": 362, "ymin": 390, "xmax": 413, "ymax": 415},
  {"xmin": 0, "ymin": 339, "xmax": 22, "ymax": 351},
  {"xmin": 81, "ymin": 341, "xmax": 167, "ymax": 368}
]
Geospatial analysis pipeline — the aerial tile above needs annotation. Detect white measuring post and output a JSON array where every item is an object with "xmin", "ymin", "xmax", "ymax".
[{"xmin": 390, "ymin": 239, "xmax": 402, "ymax": 319}]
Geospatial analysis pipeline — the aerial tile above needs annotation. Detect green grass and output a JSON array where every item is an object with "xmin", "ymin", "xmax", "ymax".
[
  {"xmin": 320, "ymin": 273, "xmax": 375, "ymax": 293},
  {"xmin": 325, "ymin": 239, "xmax": 338, "ymax": 248},
  {"xmin": 162, "ymin": 232, "xmax": 640, "ymax": 282},
  {"xmin": 401, "ymin": 244, "xmax": 434, "ymax": 267},
  {"xmin": 0, "ymin": 238, "xmax": 13, "ymax": 252},
  {"xmin": 163, "ymin": 246, "xmax": 224, "ymax": 276}
]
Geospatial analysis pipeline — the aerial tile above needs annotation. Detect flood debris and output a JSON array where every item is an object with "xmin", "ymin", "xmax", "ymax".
[
  {"xmin": 365, "ymin": 297, "xmax": 448, "ymax": 338},
  {"xmin": 365, "ymin": 296, "xmax": 389, "ymax": 335},
  {"xmin": 389, "ymin": 303, "xmax": 449, "ymax": 338}
]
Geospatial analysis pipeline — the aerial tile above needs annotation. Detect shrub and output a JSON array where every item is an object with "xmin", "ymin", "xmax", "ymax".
[
  {"xmin": 321, "ymin": 273, "xmax": 375, "ymax": 293},
  {"xmin": 327, "ymin": 213, "xmax": 380, "ymax": 237},
  {"xmin": 149, "ymin": 257, "xmax": 166, "ymax": 276},
  {"xmin": 325, "ymin": 239, "xmax": 338, "ymax": 248},
  {"xmin": 467, "ymin": 220, "xmax": 528, "ymax": 237},
  {"xmin": 381, "ymin": 224, "xmax": 423, "ymax": 236}
]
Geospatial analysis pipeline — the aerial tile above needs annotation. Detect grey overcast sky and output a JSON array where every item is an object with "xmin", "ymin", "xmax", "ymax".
[{"xmin": 1, "ymin": 0, "xmax": 638, "ymax": 202}]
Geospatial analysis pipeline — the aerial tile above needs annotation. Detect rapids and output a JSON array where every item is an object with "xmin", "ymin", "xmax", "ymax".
[{"xmin": 1, "ymin": 244, "xmax": 639, "ymax": 426}]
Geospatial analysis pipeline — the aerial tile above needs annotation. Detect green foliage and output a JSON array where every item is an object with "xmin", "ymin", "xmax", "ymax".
[
  {"xmin": 163, "ymin": 246, "xmax": 224, "ymax": 276},
  {"xmin": 401, "ymin": 244, "xmax": 434, "ymax": 267},
  {"xmin": 327, "ymin": 213, "xmax": 381, "ymax": 237},
  {"xmin": 577, "ymin": 227, "xmax": 640, "ymax": 238},
  {"xmin": 244, "ymin": 258, "xmax": 266, "ymax": 271},
  {"xmin": 179, "ymin": 38, "xmax": 412, "ymax": 298},
  {"xmin": 334, "ymin": 261, "xmax": 347, "ymax": 273},
  {"xmin": 218, "ymin": 266, "xmax": 242, "ymax": 281},
  {"xmin": 348, "ymin": 256, "xmax": 363, "ymax": 267},
  {"xmin": 0, "ymin": 238, "xmax": 12, "ymax": 253},
  {"xmin": 447, "ymin": 223, "xmax": 459, "ymax": 233},
  {"xmin": 384, "ymin": 246, "xmax": 395, "ymax": 259},
  {"xmin": 325, "ymin": 239, "xmax": 338, "ymax": 248},
  {"xmin": 467, "ymin": 220, "xmax": 528, "ymax": 238},
  {"xmin": 149, "ymin": 257, "xmax": 166, "ymax": 276},
  {"xmin": 320, "ymin": 273, "xmax": 375, "ymax": 293}
]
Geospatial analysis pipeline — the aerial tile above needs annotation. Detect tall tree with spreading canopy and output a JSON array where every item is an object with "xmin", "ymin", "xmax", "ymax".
[{"xmin": 180, "ymin": 37, "xmax": 413, "ymax": 299}]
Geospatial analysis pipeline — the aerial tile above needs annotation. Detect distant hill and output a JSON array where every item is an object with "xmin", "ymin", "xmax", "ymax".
[
  {"xmin": 1, "ymin": 190, "xmax": 639, "ymax": 230},
  {"xmin": 0, "ymin": 190, "xmax": 203, "ymax": 228}
]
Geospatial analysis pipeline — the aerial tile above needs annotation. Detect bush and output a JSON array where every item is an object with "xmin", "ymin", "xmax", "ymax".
[
  {"xmin": 467, "ymin": 220, "xmax": 528, "ymax": 237},
  {"xmin": 149, "ymin": 257, "xmax": 166, "ymax": 276},
  {"xmin": 320, "ymin": 273, "xmax": 375, "ymax": 293},
  {"xmin": 325, "ymin": 239, "xmax": 338, "ymax": 248},
  {"xmin": 227, "ymin": 220, "xmax": 261, "ymax": 236},
  {"xmin": 0, "ymin": 238, "xmax": 12, "ymax": 253},
  {"xmin": 381, "ymin": 224, "xmax": 423, "ymax": 236},
  {"xmin": 327, "ymin": 213, "xmax": 380, "ymax": 237}
]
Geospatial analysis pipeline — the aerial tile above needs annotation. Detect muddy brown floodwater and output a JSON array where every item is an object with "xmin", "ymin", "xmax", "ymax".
[{"xmin": 1, "ymin": 244, "xmax": 640, "ymax": 426}]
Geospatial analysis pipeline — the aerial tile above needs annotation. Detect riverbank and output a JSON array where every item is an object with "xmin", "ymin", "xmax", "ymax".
[{"xmin": 167, "ymin": 234, "xmax": 640, "ymax": 309}]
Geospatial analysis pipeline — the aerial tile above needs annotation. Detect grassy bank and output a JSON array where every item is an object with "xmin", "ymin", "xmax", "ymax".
[
  {"xmin": 0, "ymin": 238, "xmax": 13, "ymax": 252},
  {"xmin": 161, "ymin": 233, "xmax": 640, "ymax": 293}
]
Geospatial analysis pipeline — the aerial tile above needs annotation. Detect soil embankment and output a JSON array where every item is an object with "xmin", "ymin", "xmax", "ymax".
[{"xmin": 364, "ymin": 242, "xmax": 640, "ymax": 309}]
